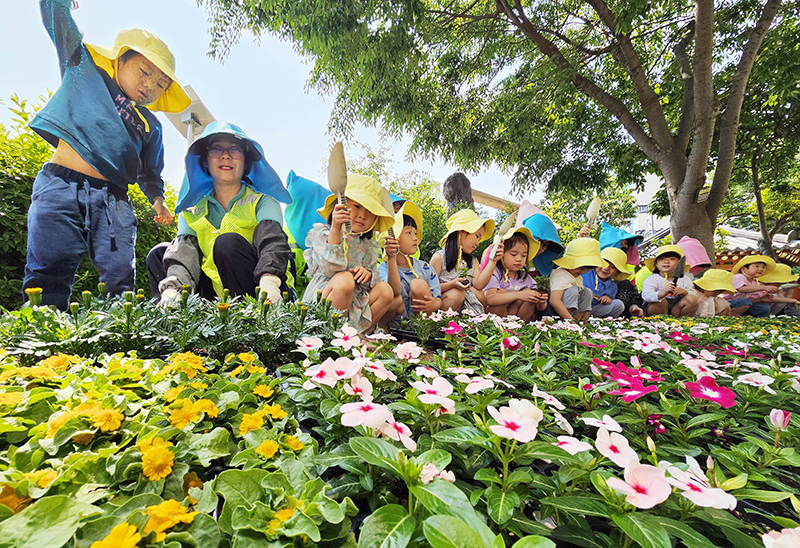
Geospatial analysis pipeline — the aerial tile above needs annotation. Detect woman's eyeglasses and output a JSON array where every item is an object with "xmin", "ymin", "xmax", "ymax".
[{"xmin": 208, "ymin": 145, "xmax": 245, "ymax": 159}]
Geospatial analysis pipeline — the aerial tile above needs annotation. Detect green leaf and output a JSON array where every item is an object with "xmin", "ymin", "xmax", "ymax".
[
  {"xmin": 0, "ymin": 496, "xmax": 101, "ymax": 548},
  {"xmin": 433, "ymin": 427, "xmax": 491, "ymax": 448},
  {"xmin": 215, "ymin": 469, "xmax": 270, "ymax": 535},
  {"xmin": 474, "ymin": 468, "xmax": 502, "ymax": 485},
  {"xmin": 719, "ymin": 526, "xmax": 763, "ymax": 548},
  {"xmin": 506, "ymin": 468, "xmax": 533, "ymax": 485},
  {"xmin": 410, "ymin": 481, "xmax": 494, "ymax": 548},
  {"xmin": 539, "ymin": 496, "xmax": 612, "ymax": 518},
  {"xmin": 357, "ymin": 504, "xmax": 415, "ymax": 548},
  {"xmin": 349, "ymin": 437, "xmax": 402, "ymax": 475},
  {"xmin": 649, "ymin": 516, "xmax": 716, "ymax": 548},
  {"xmin": 187, "ymin": 427, "xmax": 231, "ymax": 466},
  {"xmin": 612, "ymin": 513, "xmax": 670, "ymax": 548},
  {"xmin": 511, "ymin": 537, "xmax": 556, "ymax": 548},
  {"xmin": 719, "ymin": 473, "xmax": 748, "ymax": 491},
  {"xmin": 732, "ymin": 489, "xmax": 792, "ymax": 503},
  {"xmin": 686, "ymin": 413, "xmax": 727, "ymax": 429},
  {"xmin": 423, "ymin": 516, "xmax": 487, "ymax": 548},
  {"xmin": 513, "ymin": 441, "xmax": 583, "ymax": 465},
  {"xmin": 185, "ymin": 513, "xmax": 221, "ymax": 548},
  {"xmin": 485, "ymin": 485, "xmax": 519, "ymax": 525},
  {"xmin": 412, "ymin": 449, "xmax": 452, "ymax": 471},
  {"xmin": 282, "ymin": 507, "xmax": 322, "ymax": 542}
]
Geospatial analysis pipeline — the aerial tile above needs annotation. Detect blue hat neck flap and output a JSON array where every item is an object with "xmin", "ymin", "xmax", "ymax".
[
  {"xmin": 522, "ymin": 213, "xmax": 563, "ymax": 277},
  {"xmin": 598, "ymin": 222, "xmax": 643, "ymax": 250},
  {"xmin": 176, "ymin": 121, "xmax": 291, "ymax": 213},
  {"xmin": 284, "ymin": 171, "xmax": 330, "ymax": 250}
]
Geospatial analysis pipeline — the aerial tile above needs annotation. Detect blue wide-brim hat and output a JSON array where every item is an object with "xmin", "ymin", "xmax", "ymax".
[
  {"xmin": 284, "ymin": 171, "xmax": 331, "ymax": 250},
  {"xmin": 175, "ymin": 121, "xmax": 291, "ymax": 213},
  {"xmin": 522, "ymin": 213, "xmax": 564, "ymax": 276},
  {"xmin": 598, "ymin": 222, "xmax": 643, "ymax": 250}
]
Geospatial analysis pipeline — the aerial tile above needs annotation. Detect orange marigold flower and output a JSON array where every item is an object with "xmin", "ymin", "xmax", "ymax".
[
  {"xmin": 72, "ymin": 433, "xmax": 95, "ymax": 445},
  {"xmin": 239, "ymin": 411, "xmax": 265, "ymax": 435},
  {"xmin": 90, "ymin": 522, "xmax": 141, "ymax": 548},
  {"xmin": 194, "ymin": 399, "xmax": 219, "ymax": 418},
  {"xmin": 253, "ymin": 384, "xmax": 274, "ymax": 398},
  {"xmin": 0, "ymin": 485, "xmax": 32, "ymax": 514},
  {"xmin": 256, "ymin": 439, "xmax": 280, "ymax": 459},
  {"xmin": 170, "ymin": 401, "xmax": 200, "ymax": 429},
  {"xmin": 92, "ymin": 408, "xmax": 124, "ymax": 432},
  {"xmin": 285, "ymin": 436, "xmax": 304, "ymax": 451},
  {"xmin": 144, "ymin": 499, "xmax": 199, "ymax": 542},
  {"xmin": 139, "ymin": 437, "xmax": 175, "ymax": 481}
]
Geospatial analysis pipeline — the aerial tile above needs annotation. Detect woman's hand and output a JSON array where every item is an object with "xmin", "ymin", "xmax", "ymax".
[
  {"xmin": 153, "ymin": 196, "xmax": 174, "ymax": 225},
  {"xmin": 384, "ymin": 235, "xmax": 399, "ymax": 258},
  {"xmin": 350, "ymin": 266, "xmax": 372, "ymax": 284},
  {"xmin": 331, "ymin": 203, "xmax": 350, "ymax": 230}
]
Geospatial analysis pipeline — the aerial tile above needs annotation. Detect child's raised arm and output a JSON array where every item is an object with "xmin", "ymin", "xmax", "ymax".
[
  {"xmin": 471, "ymin": 241, "xmax": 504, "ymax": 290},
  {"xmin": 41, "ymin": 0, "xmax": 84, "ymax": 75}
]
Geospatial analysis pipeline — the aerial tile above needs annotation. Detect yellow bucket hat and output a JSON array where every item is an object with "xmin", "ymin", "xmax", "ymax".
[
  {"xmin": 499, "ymin": 227, "xmax": 540, "ymax": 264},
  {"xmin": 317, "ymin": 173, "xmax": 395, "ymax": 234},
  {"xmin": 438, "ymin": 209, "xmax": 495, "ymax": 247},
  {"xmin": 644, "ymin": 245, "xmax": 685, "ymax": 272},
  {"xmin": 758, "ymin": 263, "xmax": 797, "ymax": 284},
  {"xmin": 86, "ymin": 29, "xmax": 191, "ymax": 113},
  {"xmin": 600, "ymin": 247, "xmax": 634, "ymax": 280},
  {"xmin": 694, "ymin": 269, "xmax": 736, "ymax": 294},
  {"xmin": 390, "ymin": 201, "xmax": 424, "ymax": 240},
  {"xmin": 552, "ymin": 238, "xmax": 608, "ymax": 270},
  {"xmin": 731, "ymin": 254, "xmax": 777, "ymax": 276}
]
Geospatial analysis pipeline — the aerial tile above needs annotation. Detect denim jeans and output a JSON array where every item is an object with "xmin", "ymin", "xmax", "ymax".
[{"xmin": 23, "ymin": 166, "xmax": 136, "ymax": 310}]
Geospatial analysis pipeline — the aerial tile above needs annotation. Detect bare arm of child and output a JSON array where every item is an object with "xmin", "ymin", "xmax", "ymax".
[
  {"xmin": 411, "ymin": 295, "xmax": 442, "ymax": 314},
  {"xmin": 549, "ymin": 289, "xmax": 573, "ymax": 320},
  {"xmin": 430, "ymin": 251, "xmax": 467, "ymax": 291},
  {"xmin": 327, "ymin": 204, "xmax": 349, "ymax": 245},
  {"xmin": 735, "ymin": 283, "xmax": 768, "ymax": 293},
  {"xmin": 471, "ymin": 241, "xmax": 504, "ymax": 290},
  {"xmin": 383, "ymin": 236, "xmax": 402, "ymax": 297}
]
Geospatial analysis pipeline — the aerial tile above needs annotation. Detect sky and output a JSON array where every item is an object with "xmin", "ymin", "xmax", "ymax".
[{"xmin": 0, "ymin": 0, "xmax": 524, "ymax": 205}]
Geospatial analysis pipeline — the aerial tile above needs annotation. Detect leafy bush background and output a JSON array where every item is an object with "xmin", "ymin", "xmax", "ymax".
[{"xmin": 0, "ymin": 96, "xmax": 177, "ymax": 310}]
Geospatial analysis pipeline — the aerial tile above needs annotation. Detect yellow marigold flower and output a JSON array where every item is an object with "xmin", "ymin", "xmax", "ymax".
[
  {"xmin": 144, "ymin": 499, "xmax": 199, "ymax": 542},
  {"xmin": 0, "ymin": 485, "xmax": 32, "ymax": 514},
  {"xmin": 285, "ymin": 436, "xmax": 304, "ymax": 452},
  {"xmin": 165, "ymin": 386, "xmax": 185, "ymax": 403},
  {"xmin": 247, "ymin": 363, "xmax": 266, "ymax": 374},
  {"xmin": 217, "ymin": 302, "xmax": 230, "ymax": 311},
  {"xmin": 90, "ymin": 522, "xmax": 141, "ymax": 548},
  {"xmin": 275, "ymin": 507, "xmax": 295, "ymax": 522},
  {"xmin": 26, "ymin": 366, "xmax": 56, "ymax": 380},
  {"xmin": 170, "ymin": 401, "xmax": 200, "ymax": 430},
  {"xmin": 25, "ymin": 469, "xmax": 58, "ymax": 488},
  {"xmin": 264, "ymin": 404, "xmax": 287, "ymax": 420},
  {"xmin": 183, "ymin": 471, "xmax": 204, "ymax": 504},
  {"xmin": 46, "ymin": 410, "xmax": 77, "ymax": 439},
  {"xmin": 92, "ymin": 408, "xmax": 124, "ymax": 432},
  {"xmin": 230, "ymin": 365, "xmax": 245, "ymax": 378},
  {"xmin": 238, "ymin": 353, "xmax": 255, "ymax": 363},
  {"xmin": 190, "ymin": 381, "xmax": 207, "ymax": 390},
  {"xmin": 256, "ymin": 439, "xmax": 280, "ymax": 459},
  {"xmin": 239, "ymin": 411, "xmax": 264, "ymax": 435},
  {"xmin": 24, "ymin": 287, "xmax": 42, "ymax": 295},
  {"xmin": 0, "ymin": 369, "xmax": 16, "ymax": 384},
  {"xmin": 0, "ymin": 392, "xmax": 23, "ymax": 407},
  {"xmin": 194, "ymin": 399, "xmax": 219, "ymax": 418},
  {"xmin": 72, "ymin": 433, "xmax": 95, "ymax": 445},
  {"xmin": 266, "ymin": 518, "xmax": 281, "ymax": 535},
  {"xmin": 171, "ymin": 352, "xmax": 204, "ymax": 370},
  {"xmin": 139, "ymin": 437, "xmax": 175, "ymax": 481},
  {"xmin": 253, "ymin": 385, "xmax": 274, "ymax": 398},
  {"xmin": 40, "ymin": 354, "xmax": 80, "ymax": 371}
]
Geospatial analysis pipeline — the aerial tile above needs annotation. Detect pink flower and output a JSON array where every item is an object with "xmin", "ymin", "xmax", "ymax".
[
  {"xmin": 508, "ymin": 399, "xmax": 544, "ymax": 423},
  {"xmin": 668, "ymin": 331, "xmax": 693, "ymax": 343},
  {"xmin": 684, "ymin": 376, "xmax": 737, "ymax": 408},
  {"xmin": 553, "ymin": 436, "xmax": 593, "ymax": 455},
  {"xmin": 441, "ymin": 321, "xmax": 463, "ymax": 336},
  {"xmin": 607, "ymin": 464, "xmax": 671, "ymax": 509},
  {"xmin": 378, "ymin": 419, "xmax": 417, "ymax": 451},
  {"xmin": 763, "ymin": 527, "xmax": 800, "ymax": 548},
  {"xmin": 580, "ymin": 414, "xmax": 622, "ymax": 433},
  {"xmin": 665, "ymin": 459, "xmax": 736, "ymax": 510},
  {"xmin": 427, "ymin": 312, "xmax": 443, "ymax": 322},
  {"xmin": 410, "ymin": 377, "xmax": 454, "ymax": 404},
  {"xmin": 608, "ymin": 382, "xmax": 658, "ymax": 402},
  {"xmin": 303, "ymin": 365, "xmax": 338, "ymax": 388},
  {"xmin": 296, "ymin": 336, "xmax": 323, "ymax": 351},
  {"xmin": 502, "ymin": 336, "xmax": 521, "ymax": 351},
  {"xmin": 733, "ymin": 372, "xmax": 776, "ymax": 394},
  {"xmin": 340, "ymin": 401, "xmax": 392, "ymax": 429},
  {"xmin": 352, "ymin": 345, "xmax": 368, "ymax": 358},
  {"xmin": 421, "ymin": 463, "xmax": 440, "ymax": 484},
  {"xmin": 446, "ymin": 366, "xmax": 474, "ymax": 374},
  {"xmin": 394, "ymin": 342, "xmax": 423, "ymax": 362},
  {"xmin": 332, "ymin": 326, "xmax": 360, "ymax": 351},
  {"xmin": 366, "ymin": 332, "xmax": 396, "ymax": 341},
  {"xmin": 770, "ymin": 409, "xmax": 792, "ymax": 430},
  {"xmin": 438, "ymin": 469, "xmax": 456, "ymax": 483},
  {"xmin": 578, "ymin": 341, "xmax": 607, "ymax": 349},
  {"xmin": 321, "ymin": 357, "xmax": 361, "ymax": 382},
  {"xmin": 487, "ymin": 405, "xmax": 539, "ymax": 443},
  {"xmin": 595, "ymin": 428, "xmax": 639, "ymax": 468},
  {"xmin": 344, "ymin": 376, "xmax": 373, "ymax": 401},
  {"xmin": 443, "ymin": 308, "xmax": 459, "ymax": 318},
  {"xmin": 531, "ymin": 387, "xmax": 565, "ymax": 410},
  {"xmin": 363, "ymin": 359, "xmax": 397, "ymax": 381},
  {"xmin": 415, "ymin": 366, "xmax": 439, "ymax": 379},
  {"xmin": 454, "ymin": 374, "xmax": 495, "ymax": 394}
]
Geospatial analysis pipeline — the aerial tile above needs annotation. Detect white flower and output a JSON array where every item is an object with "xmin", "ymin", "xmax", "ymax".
[{"xmin": 580, "ymin": 414, "xmax": 622, "ymax": 432}]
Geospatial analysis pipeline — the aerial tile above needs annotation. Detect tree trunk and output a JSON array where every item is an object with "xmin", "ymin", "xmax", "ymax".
[
  {"xmin": 670, "ymin": 192, "xmax": 716, "ymax": 264},
  {"xmin": 751, "ymin": 152, "xmax": 777, "ymax": 258}
]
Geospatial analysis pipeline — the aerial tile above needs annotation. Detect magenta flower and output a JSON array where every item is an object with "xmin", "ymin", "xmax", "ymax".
[
  {"xmin": 502, "ymin": 336, "xmax": 521, "ymax": 351},
  {"xmin": 441, "ymin": 321, "xmax": 463, "ymax": 336},
  {"xmin": 487, "ymin": 405, "xmax": 539, "ymax": 443},
  {"xmin": 770, "ymin": 409, "xmax": 792, "ymax": 430},
  {"xmin": 608, "ymin": 382, "xmax": 658, "ymax": 402},
  {"xmin": 668, "ymin": 331, "xmax": 694, "ymax": 343},
  {"xmin": 595, "ymin": 428, "xmax": 639, "ymax": 468},
  {"xmin": 607, "ymin": 464, "xmax": 671, "ymax": 509},
  {"xmin": 684, "ymin": 376, "xmax": 737, "ymax": 408},
  {"xmin": 340, "ymin": 401, "xmax": 392, "ymax": 429},
  {"xmin": 578, "ymin": 341, "xmax": 607, "ymax": 349}
]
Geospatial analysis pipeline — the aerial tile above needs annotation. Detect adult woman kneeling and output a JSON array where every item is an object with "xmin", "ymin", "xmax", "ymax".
[{"xmin": 147, "ymin": 121, "xmax": 292, "ymax": 304}]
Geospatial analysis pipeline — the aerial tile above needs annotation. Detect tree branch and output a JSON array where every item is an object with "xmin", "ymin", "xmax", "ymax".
[
  {"xmin": 706, "ymin": 0, "xmax": 783, "ymax": 219},
  {"xmin": 769, "ymin": 207, "xmax": 800, "ymax": 237},
  {"xmin": 674, "ymin": 22, "xmax": 695, "ymax": 153}
]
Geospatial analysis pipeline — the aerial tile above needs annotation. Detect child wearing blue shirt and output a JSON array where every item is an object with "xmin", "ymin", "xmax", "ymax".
[
  {"xmin": 581, "ymin": 247, "xmax": 632, "ymax": 318},
  {"xmin": 378, "ymin": 202, "xmax": 442, "ymax": 322},
  {"xmin": 24, "ymin": 0, "xmax": 190, "ymax": 309}
]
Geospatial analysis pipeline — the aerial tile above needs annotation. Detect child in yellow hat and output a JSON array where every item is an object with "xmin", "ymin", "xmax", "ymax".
[
  {"xmin": 302, "ymin": 174, "xmax": 396, "ymax": 333},
  {"xmin": 378, "ymin": 202, "xmax": 442, "ymax": 323},
  {"xmin": 484, "ymin": 228, "xmax": 546, "ymax": 322},
  {"xmin": 721, "ymin": 255, "xmax": 799, "ymax": 317},
  {"xmin": 23, "ymin": 0, "xmax": 190, "ymax": 310},
  {"xmin": 548, "ymin": 238, "xmax": 606, "ymax": 322},
  {"xmin": 692, "ymin": 269, "xmax": 738, "ymax": 318},
  {"xmin": 641, "ymin": 246, "xmax": 699, "ymax": 317},
  {"xmin": 430, "ymin": 209, "xmax": 497, "ymax": 314},
  {"xmin": 581, "ymin": 247, "xmax": 638, "ymax": 318}
]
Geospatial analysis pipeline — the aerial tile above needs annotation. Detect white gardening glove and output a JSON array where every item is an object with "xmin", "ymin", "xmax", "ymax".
[
  {"xmin": 259, "ymin": 274, "xmax": 282, "ymax": 304},
  {"xmin": 159, "ymin": 288, "xmax": 180, "ymax": 307}
]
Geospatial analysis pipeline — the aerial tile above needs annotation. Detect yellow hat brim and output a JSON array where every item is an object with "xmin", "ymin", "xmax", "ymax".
[
  {"xmin": 758, "ymin": 265, "xmax": 796, "ymax": 284},
  {"xmin": 86, "ymin": 32, "xmax": 191, "ymax": 114},
  {"xmin": 317, "ymin": 174, "xmax": 395, "ymax": 234},
  {"xmin": 644, "ymin": 245, "xmax": 685, "ymax": 272},
  {"xmin": 438, "ymin": 210, "xmax": 495, "ymax": 247},
  {"xmin": 499, "ymin": 227, "xmax": 540, "ymax": 264},
  {"xmin": 694, "ymin": 279, "xmax": 735, "ymax": 294},
  {"xmin": 731, "ymin": 255, "xmax": 777, "ymax": 276},
  {"xmin": 601, "ymin": 248, "xmax": 634, "ymax": 280},
  {"xmin": 552, "ymin": 238, "xmax": 608, "ymax": 270},
  {"xmin": 392, "ymin": 201, "xmax": 424, "ymax": 240}
]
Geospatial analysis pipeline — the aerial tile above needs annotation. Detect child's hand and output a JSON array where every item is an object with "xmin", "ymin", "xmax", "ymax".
[
  {"xmin": 579, "ymin": 224, "xmax": 591, "ymax": 238},
  {"xmin": 153, "ymin": 197, "xmax": 174, "ymax": 225},
  {"xmin": 666, "ymin": 282, "xmax": 677, "ymax": 294},
  {"xmin": 491, "ymin": 241, "xmax": 504, "ymax": 260},
  {"xmin": 520, "ymin": 289, "xmax": 541, "ymax": 302},
  {"xmin": 384, "ymin": 236, "xmax": 400, "ymax": 258},
  {"xmin": 331, "ymin": 204, "xmax": 350, "ymax": 230},
  {"xmin": 674, "ymin": 288, "xmax": 687, "ymax": 297},
  {"xmin": 350, "ymin": 266, "xmax": 372, "ymax": 284},
  {"xmin": 535, "ymin": 291, "xmax": 549, "ymax": 303},
  {"xmin": 599, "ymin": 295, "xmax": 612, "ymax": 304},
  {"xmin": 764, "ymin": 285, "xmax": 781, "ymax": 294},
  {"xmin": 412, "ymin": 294, "xmax": 439, "ymax": 314}
]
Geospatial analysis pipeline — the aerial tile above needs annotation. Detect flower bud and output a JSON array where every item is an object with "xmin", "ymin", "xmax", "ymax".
[
  {"xmin": 769, "ymin": 409, "xmax": 791, "ymax": 430},
  {"xmin": 97, "ymin": 282, "xmax": 107, "ymax": 294},
  {"xmin": 25, "ymin": 287, "xmax": 43, "ymax": 306},
  {"xmin": 124, "ymin": 291, "xmax": 134, "ymax": 303},
  {"xmin": 69, "ymin": 302, "xmax": 80, "ymax": 315},
  {"xmin": 81, "ymin": 290, "xmax": 92, "ymax": 307}
]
